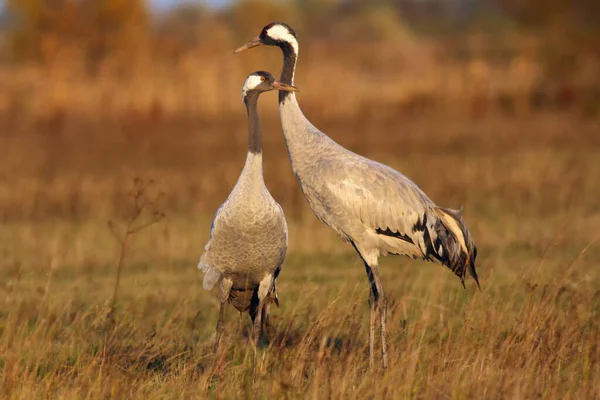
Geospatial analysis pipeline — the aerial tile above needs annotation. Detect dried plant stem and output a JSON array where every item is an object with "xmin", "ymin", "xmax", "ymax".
[
  {"xmin": 107, "ymin": 222, "xmax": 133, "ymax": 321},
  {"xmin": 100, "ymin": 221, "xmax": 132, "ymax": 376},
  {"xmin": 99, "ymin": 178, "xmax": 165, "ymax": 377}
]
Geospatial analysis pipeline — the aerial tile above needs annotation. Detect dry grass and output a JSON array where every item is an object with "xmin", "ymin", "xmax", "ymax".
[{"xmin": 1, "ymin": 109, "xmax": 599, "ymax": 398}]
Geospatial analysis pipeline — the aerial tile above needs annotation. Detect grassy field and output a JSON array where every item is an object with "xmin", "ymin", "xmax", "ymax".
[{"xmin": 1, "ymin": 111, "xmax": 599, "ymax": 398}]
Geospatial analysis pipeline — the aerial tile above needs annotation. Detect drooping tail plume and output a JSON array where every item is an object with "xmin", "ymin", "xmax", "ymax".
[{"xmin": 433, "ymin": 207, "xmax": 481, "ymax": 289}]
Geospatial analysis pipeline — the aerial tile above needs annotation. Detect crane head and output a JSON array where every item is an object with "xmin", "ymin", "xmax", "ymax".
[
  {"xmin": 242, "ymin": 71, "xmax": 300, "ymax": 101},
  {"xmin": 234, "ymin": 22, "xmax": 298, "ymax": 55}
]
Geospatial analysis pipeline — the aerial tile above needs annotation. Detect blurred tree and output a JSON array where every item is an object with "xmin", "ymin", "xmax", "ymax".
[
  {"xmin": 499, "ymin": 0, "xmax": 600, "ymax": 79},
  {"xmin": 227, "ymin": 0, "xmax": 302, "ymax": 40},
  {"xmin": 293, "ymin": 0, "xmax": 337, "ymax": 38},
  {"xmin": 156, "ymin": 3, "xmax": 230, "ymax": 56},
  {"xmin": 83, "ymin": 0, "xmax": 150, "ymax": 65},
  {"xmin": 335, "ymin": 1, "xmax": 412, "ymax": 42},
  {"xmin": 576, "ymin": 0, "xmax": 600, "ymax": 28},
  {"xmin": 6, "ymin": 0, "xmax": 150, "ymax": 65},
  {"xmin": 499, "ymin": 0, "xmax": 573, "ymax": 27},
  {"xmin": 157, "ymin": 3, "xmax": 210, "ymax": 49},
  {"xmin": 498, "ymin": 0, "xmax": 599, "ymax": 43},
  {"xmin": 6, "ymin": 0, "xmax": 83, "ymax": 62}
]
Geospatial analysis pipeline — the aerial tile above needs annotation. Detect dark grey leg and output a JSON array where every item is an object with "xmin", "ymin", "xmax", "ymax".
[
  {"xmin": 364, "ymin": 262, "xmax": 389, "ymax": 370},
  {"xmin": 214, "ymin": 301, "xmax": 226, "ymax": 353}
]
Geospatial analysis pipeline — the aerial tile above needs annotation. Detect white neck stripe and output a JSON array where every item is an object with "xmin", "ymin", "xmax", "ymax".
[{"xmin": 267, "ymin": 25, "xmax": 299, "ymax": 56}]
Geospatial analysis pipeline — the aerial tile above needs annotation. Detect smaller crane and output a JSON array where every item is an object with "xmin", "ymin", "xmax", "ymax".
[{"xmin": 198, "ymin": 71, "xmax": 299, "ymax": 353}]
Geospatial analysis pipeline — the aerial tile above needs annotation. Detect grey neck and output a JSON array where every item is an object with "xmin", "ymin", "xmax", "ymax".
[
  {"xmin": 244, "ymin": 93, "xmax": 262, "ymax": 154},
  {"xmin": 275, "ymin": 42, "xmax": 337, "ymax": 168}
]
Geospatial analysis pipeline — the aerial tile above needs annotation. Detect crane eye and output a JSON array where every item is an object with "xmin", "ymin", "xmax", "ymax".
[
  {"xmin": 263, "ymin": 23, "xmax": 274, "ymax": 36},
  {"xmin": 260, "ymin": 76, "xmax": 265, "ymax": 82}
]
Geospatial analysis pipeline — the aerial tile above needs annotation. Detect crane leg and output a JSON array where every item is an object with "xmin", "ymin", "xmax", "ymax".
[
  {"xmin": 251, "ymin": 299, "xmax": 264, "ymax": 382},
  {"xmin": 368, "ymin": 289, "xmax": 376, "ymax": 369},
  {"xmin": 215, "ymin": 278, "xmax": 232, "ymax": 354},
  {"xmin": 373, "ymin": 266, "xmax": 390, "ymax": 370},
  {"xmin": 364, "ymin": 262, "xmax": 389, "ymax": 371},
  {"xmin": 252, "ymin": 300, "xmax": 264, "ymax": 346},
  {"xmin": 260, "ymin": 301, "xmax": 270, "ymax": 344},
  {"xmin": 214, "ymin": 301, "xmax": 226, "ymax": 353}
]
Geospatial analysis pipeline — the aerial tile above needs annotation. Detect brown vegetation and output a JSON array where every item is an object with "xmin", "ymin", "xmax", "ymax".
[{"xmin": 1, "ymin": 111, "xmax": 599, "ymax": 397}]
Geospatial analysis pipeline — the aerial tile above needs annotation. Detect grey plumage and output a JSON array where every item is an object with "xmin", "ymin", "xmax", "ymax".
[
  {"xmin": 199, "ymin": 71, "xmax": 296, "ymax": 351},
  {"xmin": 198, "ymin": 147, "xmax": 287, "ymax": 311},
  {"xmin": 235, "ymin": 23, "xmax": 480, "ymax": 370},
  {"xmin": 278, "ymin": 120, "xmax": 479, "ymax": 286}
]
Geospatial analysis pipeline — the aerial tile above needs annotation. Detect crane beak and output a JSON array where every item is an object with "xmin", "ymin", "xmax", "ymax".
[
  {"xmin": 234, "ymin": 36, "xmax": 263, "ymax": 54},
  {"xmin": 272, "ymin": 81, "xmax": 300, "ymax": 92}
]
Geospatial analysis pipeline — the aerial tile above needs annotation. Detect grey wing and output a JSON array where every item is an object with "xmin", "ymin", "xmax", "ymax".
[
  {"xmin": 275, "ymin": 202, "xmax": 289, "ymax": 248},
  {"xmin": 198, "ymin": 201, "xmax": 227, "ymax": 289},
  {"xmin": 209, "ymin": 202, "xmax": 226, "ymax": 239},
  {"xmin": 313, "ymin": 157, "xmax": 479, "ymax": 286},
  {"xmin": 318, "ymin": 158, "xmax": 437, "ymax": 258},
  {"xmin": 269, "ymin": 201, "xmax": 288, "ymax": 281}
]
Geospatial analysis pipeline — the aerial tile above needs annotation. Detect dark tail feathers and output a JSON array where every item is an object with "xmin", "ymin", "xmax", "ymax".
[{"xmin": 434, "ymin": 207, "xmax": 481, "ymax": 290}]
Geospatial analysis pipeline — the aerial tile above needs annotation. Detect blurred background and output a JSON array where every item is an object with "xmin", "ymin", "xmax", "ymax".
[
  {"xmin": 0, "ymin": 0, "xmax": 596, "ymax": 258},
  {"xmin": 0, "ymin": 0, "xmax": 599, "ymax": 225}
]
